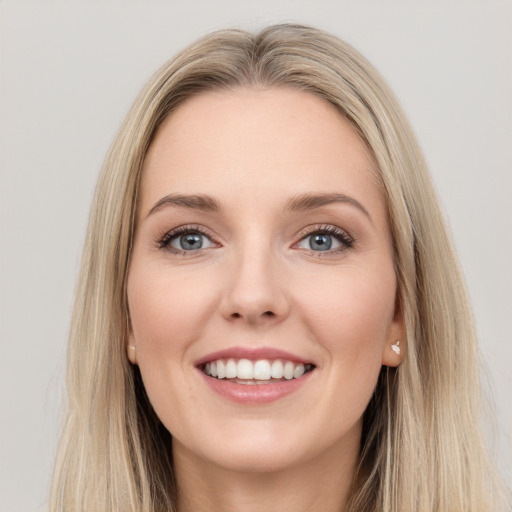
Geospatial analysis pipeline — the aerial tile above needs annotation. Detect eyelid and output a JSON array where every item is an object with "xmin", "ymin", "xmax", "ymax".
[
  {"xmin": 155, "ymin": 223, "xmax": 354, "ymax": 256},
  {"xmin": 292, "ymin": 224, "xmax": 355, "ymax": 254},
  {"xmin": 157, "ymin": 224, "xmax": 220, "ymax": 253}
]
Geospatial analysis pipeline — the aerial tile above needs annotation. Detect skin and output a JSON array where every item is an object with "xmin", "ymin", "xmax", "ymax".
[{"xmin": 127, "ymin": 87, "xmax": 404, "ymax": 512}]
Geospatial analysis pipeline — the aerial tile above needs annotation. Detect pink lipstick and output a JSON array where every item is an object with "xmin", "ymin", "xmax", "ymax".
[{"xmin": 195, "ymin": 347, "xmax": 316, "ymax": 404}]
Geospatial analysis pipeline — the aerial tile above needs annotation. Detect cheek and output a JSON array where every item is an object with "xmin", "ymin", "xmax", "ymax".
[
  {"xmin": 126, "ymin": 264, "xmax": 214, "ymax": 428},
  {"xmin": 295, "ymin": 264, "xmax": 396, "ymax": 368},
  {"xmin": 128, "ymin": 263, "xmax": 217, "ymax": 355},
  {"xmin": 264, "ymin": 264, "xmax": 397, "ymax": 451}
]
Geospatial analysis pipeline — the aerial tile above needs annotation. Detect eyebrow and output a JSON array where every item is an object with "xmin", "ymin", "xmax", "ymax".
[
  {"xmin": 284, "ymin": 192, "xmax": 372, "ymax": 221},
  {"xmin": 146, "ymin": 191, "xmax": 371, "ymax": 222},
  {"xmin": 146, "ymin": 193, "xmax": 222, "ymax": 218}
]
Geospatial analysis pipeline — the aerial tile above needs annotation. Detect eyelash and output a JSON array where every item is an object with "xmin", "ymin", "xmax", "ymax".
[
  {"xmin": 157, "ymin": 224, "xmax": 355, "ymax": 256},
  {"xmin": 295, "ymin": 224, "xmax": 355, "ymax": 257},
  {"xmin": 157, "ymin": 225, "xmax": 217, "ymax": 255}
]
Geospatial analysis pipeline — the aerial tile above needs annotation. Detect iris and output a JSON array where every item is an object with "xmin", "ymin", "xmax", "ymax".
[{"xmin": 309, "ymin": 233, "xmax": 332, "ymax": 251}]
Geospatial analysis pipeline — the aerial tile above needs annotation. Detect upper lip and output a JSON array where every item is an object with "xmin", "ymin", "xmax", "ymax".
[{"xmin": 195, "ymin": 347, "xmax": 314, "ymax": 367}]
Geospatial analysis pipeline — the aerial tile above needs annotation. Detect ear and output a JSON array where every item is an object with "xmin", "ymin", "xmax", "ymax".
[
  {"xmin": 127, "ymin": 329, "xmax": 138, "ymax": 365},
  {"xmin": 382, "ymin": 295, "xmax": 406, "ymax": 367}
]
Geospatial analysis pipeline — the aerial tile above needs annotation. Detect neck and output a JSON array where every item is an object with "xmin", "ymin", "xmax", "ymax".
[{"xmin": 172, "ymin": 426, "xmax": 360, "ymax": 512}]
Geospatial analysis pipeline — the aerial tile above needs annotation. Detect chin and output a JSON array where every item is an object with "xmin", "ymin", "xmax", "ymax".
[
  {"xmin": 195, "ymin": 441, "xmax": 308, "ymax": 475},
  {"xmin": 172, "ymin": 415, "xmax": 359, "ymax": 476}
]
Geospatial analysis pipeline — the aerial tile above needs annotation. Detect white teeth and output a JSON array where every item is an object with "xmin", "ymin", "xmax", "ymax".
[
  {"xmin": 203, "ymin": 358, "xmax": 313, "ymax": 381},
  {"xmin": 283, "ymin": 361, "xmax": 294, "ymax": 380},
  {"xmin": 293, "ymin": 364, "xmax": 305, "ymax": 379},
  {"xmin": 253, "ymin": 360, "xmax": 271, "ymax": 380},
  {"xmin": 270, "ymin": 360, "xmax": 284, "ymax": 379},
  {"xmin": 217, "ymin": 360, "xmax": 226, "ymax": 379},
  {"xmin": 237, "ymin": 359, "xmax": 253, "ymax": 379},
  {"xmin": 225, "ymin": 358, "xmax": 237, "ymax": 378}
]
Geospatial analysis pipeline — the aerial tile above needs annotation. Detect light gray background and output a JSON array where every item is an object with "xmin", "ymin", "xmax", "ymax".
[{"xmin": 1, "ymin": 1, "xmax": 511, "ymax": 510}]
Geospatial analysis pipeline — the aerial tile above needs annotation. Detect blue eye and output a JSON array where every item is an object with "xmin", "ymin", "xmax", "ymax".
[
  {"xmin": 172, "ymin": 233, "xmax": 205, "ymax": 250},
  {"xmin": 298, "ymin": 233, "xmax": 341, "ymax": 251},
  {"xmin": 308, "ymin": 233, "xmax": 334, "ymax": 251},
  {"xmin": 160, "ymin": 227, "xmax": 216, "ymax": 252},
  {"xmin": 296, "ymin": 227, "xmax": 354, "ymax": 253}
]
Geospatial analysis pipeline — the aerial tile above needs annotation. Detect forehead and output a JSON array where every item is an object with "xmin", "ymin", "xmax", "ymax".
[{"xmin": 140, "ymin": 87, "xmax": 383, "ymax": 217}]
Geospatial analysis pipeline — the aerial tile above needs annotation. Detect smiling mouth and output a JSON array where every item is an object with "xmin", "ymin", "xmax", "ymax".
[{"xmin": 201, "ymin": 358, "xmax": 315, "ymax": 385}]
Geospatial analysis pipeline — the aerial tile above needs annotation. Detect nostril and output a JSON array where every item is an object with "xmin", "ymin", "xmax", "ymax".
[{"xmin": 231, "ymin": 311, "xmax": 275, "ymax": 319}]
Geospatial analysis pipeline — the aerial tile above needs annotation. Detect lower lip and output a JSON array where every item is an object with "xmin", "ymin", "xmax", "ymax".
[{"xmin": 198, "ymin": 369, "xmax": 314, "ymax": 404}]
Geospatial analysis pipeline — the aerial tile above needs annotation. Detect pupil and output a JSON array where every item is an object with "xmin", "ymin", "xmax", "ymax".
[
  {"xmin": 310, "ymin": 234, "xmax": 332, "ymax": 251},
  {"xmin": 180, "ymin": 233, "xmax": 202, "ymax": 250}
]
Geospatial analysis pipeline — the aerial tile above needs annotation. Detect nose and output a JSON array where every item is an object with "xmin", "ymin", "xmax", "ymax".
[{"xmin": 219, "ymin": 244, "xmax": 290, "ymax": 326}]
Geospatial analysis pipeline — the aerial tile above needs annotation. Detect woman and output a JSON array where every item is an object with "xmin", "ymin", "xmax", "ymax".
[{"xmin": 50, "ymin": 24, "xmax": 508, "ymax": 511}]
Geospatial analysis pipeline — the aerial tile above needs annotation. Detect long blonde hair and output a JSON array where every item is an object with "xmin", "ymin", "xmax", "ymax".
[{"xmin": 51, "ymin": 24, "xmax": 508, "ymax": 511}]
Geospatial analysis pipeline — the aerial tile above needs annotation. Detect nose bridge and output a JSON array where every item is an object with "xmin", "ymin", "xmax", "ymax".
[{"xmin": 220, "ymin": 231, "xmax": 289, "ymax": 323}]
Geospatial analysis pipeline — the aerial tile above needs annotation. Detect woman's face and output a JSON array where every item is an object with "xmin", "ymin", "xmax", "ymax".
[{"xmin": 127, "ymin": 88, "xmax": 404, "ymax": 474}]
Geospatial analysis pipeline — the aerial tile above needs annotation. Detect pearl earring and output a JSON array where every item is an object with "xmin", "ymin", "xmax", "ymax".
[
  {"xmin": 391, "ymin": 341, "xmax": 401, "ymax": 355},
  {"xmin": 129, "ymin": 345, "xmax": 136, "ymax": 351}
]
